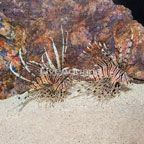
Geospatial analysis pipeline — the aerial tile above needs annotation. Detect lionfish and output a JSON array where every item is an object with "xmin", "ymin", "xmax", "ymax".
[
  {"xmin": 73, "ymin": 40, "xmax": 130, "ymax": 101},
  {"xmin": 9, "ymin": 26, "xmax": 71, "ymax": 110}
]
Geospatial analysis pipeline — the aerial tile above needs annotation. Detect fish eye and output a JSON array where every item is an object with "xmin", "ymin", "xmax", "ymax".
[
  {"xmin": 18, "ymin": 96, "xmax": 21, "ymax": 100},
  {"xmin": 115, "ymin": 82, "xmax": 120, "ymax": 88}
]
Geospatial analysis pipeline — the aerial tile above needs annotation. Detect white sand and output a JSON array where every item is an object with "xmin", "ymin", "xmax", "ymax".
[{"xmin": 0, "ymin": 83, "xmax": 144, "ymax": 144}]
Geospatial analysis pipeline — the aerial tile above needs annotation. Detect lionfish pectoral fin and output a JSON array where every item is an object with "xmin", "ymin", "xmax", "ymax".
[
  {"xmin": 13, "ymin": 92, "xmax": 28, "ymax": 112},
  {"xmin": 17, "ymin": 97, "xmax": 35, "ymax": 112},
  {"xmin": 55, "ymin": 75, "xmax": 69, "ymax": 91}
]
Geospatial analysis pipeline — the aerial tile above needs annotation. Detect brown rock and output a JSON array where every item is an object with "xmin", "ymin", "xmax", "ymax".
[{"xmin": 0, "ymin": 0, "xmax": 144, "ymax": 98}]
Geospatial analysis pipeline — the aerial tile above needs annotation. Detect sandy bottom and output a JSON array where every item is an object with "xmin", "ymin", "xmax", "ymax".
[{"xmin": 0, "ymin": 83, "xmax": 144, "ymax": 144}]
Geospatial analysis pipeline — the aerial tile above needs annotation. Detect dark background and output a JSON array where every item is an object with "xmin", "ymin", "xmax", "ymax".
[{"xmin": 113, "ymin": 0, "xmax": 144, "ymax": 25}]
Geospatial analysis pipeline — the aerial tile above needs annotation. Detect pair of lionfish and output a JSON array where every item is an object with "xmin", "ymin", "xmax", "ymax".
[{"xmin": 9, "ymin": 26, "xmax": 130, "ymax": 110}]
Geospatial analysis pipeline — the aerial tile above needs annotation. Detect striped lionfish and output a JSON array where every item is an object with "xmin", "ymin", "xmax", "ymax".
[
  {"xmin": 73, "ymin": 40, "xmax": 130, "ymax": 101},
  {"xmin": 9, "ymin": 26, "xmax": 71, "ymax": 110}
]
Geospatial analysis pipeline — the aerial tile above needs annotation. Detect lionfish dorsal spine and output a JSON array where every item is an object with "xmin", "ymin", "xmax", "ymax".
[
  {"xmin": 41, "ymin": 53, "xmax": 47, "ymax": 68},
  {"xmin": 43, "ymin": 47, "xmax": 57, "ymax": 71},
  {"xmin": 49, "ymin": 37, "xmax": 61, "ymax": 70},
  {"xmin": 61, "ymin": 25, "xmax": 65, "ymax": 70},
  {"xmin": 9, "ymin": 48, "xmax": 40, "ymax": 84},
  {"xmin": 19, "ymin": 49, "xmax": 36, "ymax": 77},
  {"xmin": 9, "ymin": 61, "xmax": 36, "ymax": 84},
  {"xmin": 61, "ymin": 25, "xmax": 69, "ymax": 70}
]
